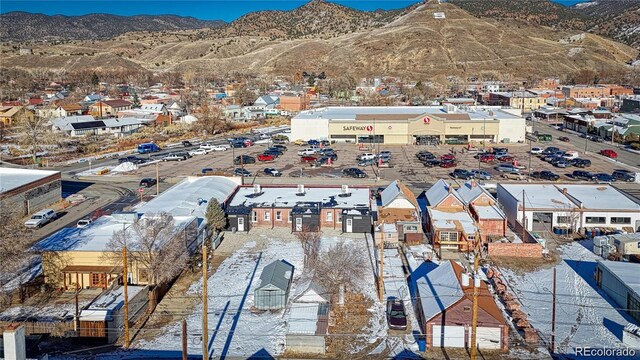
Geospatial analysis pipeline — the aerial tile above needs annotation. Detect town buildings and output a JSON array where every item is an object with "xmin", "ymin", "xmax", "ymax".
[
  {"xmin": 488, "ymin": 91, "xmax": 546, "ymax": 113},
  {"xmin": 0, "ymin": 167, "xmax": 62, "ymax": 216},
  {"xmin": 0, "ymin": 106, "xmax": 34, "ymax": 126},
  {"xmin": 89, "ymin": 100, "xmax": 133, "ymax": 118},
  {"xmin": 376, "ymin": 180, "xmax": 422, "ymax": 245}
]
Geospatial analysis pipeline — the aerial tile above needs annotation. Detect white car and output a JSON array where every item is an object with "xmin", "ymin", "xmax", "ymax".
[
  {"xmin": 189, "ymin": 148, "xmax": 209, "ymax": 156},
  {"xmin": 209, "ymin": 144, "xmax": 230, "ymax": 151},
  {"xmin": 298, "ymin": 148, "xmax": 317, "ymax": 156},
  {"xmin": 530, "ymin": 147, "xmax": 543, "ymax": 154},
  {"xmin": 357, "ymin": 153, "xmax": 376, "ymax": 161},
  {"xmin": 77, "ymin": 219, "xmax": 93, "ymax": 228},
  {"xmin": 25, "ymin": 209, "xmax": 56, "ymax": 228}
]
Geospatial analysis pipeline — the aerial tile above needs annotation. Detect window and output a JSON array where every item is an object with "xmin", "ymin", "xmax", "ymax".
[
  {"xmin": 585, "ymin": 217, "xmax": 606, "ymax": 224},
  {"xmin": 252, "ymin": 211, "xmax": 257, "ymax": 223},
  {"xmin": 439, "ymin": 232, "xmax": 459, "ymax": 242},
  {"xmin": 288, "ymin": 212, "xmax": 292, "ymax": 223},
  {"xmin": 405, "ymin": 225, "xmax": 418, "ymax": 232},
  {"xmin": 91, "ymin": 273, "xmax": 105, "ymax": 287},
  {"xmin": 611, "ymin": 217, "xmax": 631, "ymax": 224},
  {"xmin": 337, "ymin": 216, "xmax": 342, "ymax": 223},
  {"xmin": 264, "ymin": 211, "xmax": 270, "ymax": 221},
  {"xmin": 138, "ymin": 269, "xmax": 150, "ymax": 283},
  {"xmin": 556, "ymin": 216, "xmax": 571, "ymax": 224},
  {"xmin": 276, "ymin": 211, "xmax": 282, "ymax": 221},
  {"xmin": 326, "ymin": 212, "xmax": 333, "ymax": 222},
  {"xmin": 387, "ymin": 233, "xmax": 393, "ymax": 239}
]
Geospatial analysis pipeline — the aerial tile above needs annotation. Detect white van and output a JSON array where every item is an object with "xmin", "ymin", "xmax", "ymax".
[
  {"xmin": 24, "ymin": 209, "xmax": 56, "ymax": 228},
  {"xmin": 563, "ymin": 151, "xmax": 579, "ymax": 160}
]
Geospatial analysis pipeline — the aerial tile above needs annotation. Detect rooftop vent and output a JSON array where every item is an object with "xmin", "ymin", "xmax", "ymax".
[
  {"xmin": 253, "ymin": 184, "xmax": 262, "ymax": 194},
  {"xmin": 296, "ymin": 184, "xmax": 305, "ymax": 196}
]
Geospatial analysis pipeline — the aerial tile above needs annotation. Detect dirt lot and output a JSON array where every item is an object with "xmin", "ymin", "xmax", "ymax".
[{"xmin": 124, "ymin": 140, "xmax": 630, "ymax": 193}]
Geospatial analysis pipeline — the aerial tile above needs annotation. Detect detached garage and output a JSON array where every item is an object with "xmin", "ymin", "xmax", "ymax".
[{"xmin": 414, "ymin": 260, "xmax": 508, "ymax": 351}]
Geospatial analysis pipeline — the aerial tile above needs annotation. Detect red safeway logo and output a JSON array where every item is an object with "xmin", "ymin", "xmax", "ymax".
[
  {"xmin": 366, "ymin": 125, "xmax": 374, "ymax": 132},
  {"xmin": 423, "ymin": 117, "xmax": 431, "ymax": 124}
]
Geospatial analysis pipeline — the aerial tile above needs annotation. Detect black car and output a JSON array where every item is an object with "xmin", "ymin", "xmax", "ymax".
[
  {"xmin": 139, "ymin": 178, "xmax": 157, "ymax": 187},
  {"xmin": 452, "ymin": 169, "xmax": 474, "ymax": 180},
  {"xmin": 230, "ymin": 140, "xmax": 245, "ymax": 148},
  {"xmin": 423, "ymin": 159, "xmax": 441, "ymax": 167},
  {"xmin": 572, "ymin": 170, "xmax": 594, "ymax": 181},
  {"xmin": 572, "ymin": 158, "xmax": 592, "ymax": 168},
  {"xmin": 542, "ymin": 146, "xmax": 560, "ymax": 155},
  {"xmin": 123, "ymin": 155, "xmax": 145, "ymax": 164},
  {"xmin": 342, "ymin": 167, "xmax": 367, "ymax": 178},
  {"xmin": 264, "ymin": 149, "xmax": 283, "ymax": 157},
  {"xmin": 182, "ymin": 140, "xmax": 193, "ymax": 147},
  {"xmin": 612, "ymin": 170, "xmax": 635, "ymax": 182},
  {"xmin": 531, "ymin": 170, "xmax": 560, "ymax": 181},
  {"xmin": 234, "ymin": 168, "xmax": 251, "ymax": 177},
  {"xmin": 174, "ymin": 150, "xmax": 192, "ymax": 159},
  {"xmin": 594, "ymin": 173, "xmax": 616, "ymax": 183},
  {"xmin": 263, "ymin": 168, "xmax": 282, "ymax": 177},
  {"xmin": 272, "ymin": 144, "xmax": 288, "ymax": 151},
  {"xmin": 233, "ymin": 155, "xmax": 256, "ymax": 165},
  {"xmin": 417, "ymin": 152, "xmax": 436, "ymax": 161}
]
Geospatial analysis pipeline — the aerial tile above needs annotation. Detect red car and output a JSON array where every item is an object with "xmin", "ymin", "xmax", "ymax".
[
  {"xmin": 559, "ymin": 136, "xmax": 570, "ymax": 142},
  {"xmin": 480, "ymin": 154, "xmax": 496, "ymax": 163},
  {"xmin": 257, "ymin": 154, "xmax": 275, "ymax": 162},
  {"xmin": 441, "ymin": 154, "xmax": 455, "ymax": 161},
  {"xmin": 300, "ymin": 155, "xmax": 317, "ymax": 163},
  {"xmin": 440, "ymin": 161, "xmax": 456, "ymax": 168},
  {"xmin": 244, "ymin": 139, "xmax": 254, "ymax": 147},
  {"xmin": 600, "ymin": 149, "xmax": 618, "ymax": 159},
  {"xmin": 498, "ymin": 155, "xmax": 514, "ymax": 162}
]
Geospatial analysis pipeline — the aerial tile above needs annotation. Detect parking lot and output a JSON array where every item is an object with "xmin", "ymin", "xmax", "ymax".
[{"xmin": 123, "ymin": 138, "xmax": 637, "ymax": 193}]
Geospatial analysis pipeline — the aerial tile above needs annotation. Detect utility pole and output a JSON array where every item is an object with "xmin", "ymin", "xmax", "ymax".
[
  {"xmin": 75, "ymin": 273, "xmax": 80, "ymax": 333},
  {"xmin": 122, "ymin": 247, "xmax": 130, "ymax": 349},
  {"xmin": 182, "ymin": 319, "xmax": 188, "ymax": 360},
  {"xmin": 202, "ymin": 242, "xmax": 209, "ymax": 360},
  {"xmin": 522, "ymin": 190, "xmax": 527, "ymax": 241},
  {"xmin": 156, "ymin": 162, "xmax": 160, "ymax": 196},
  {"xmin": 470, "ymin": 237, "xmax": 480, "ymax": 360},
  {"xmin": 551, "ymin": 267, "xmax": 557, "ymax": 354},
  {"xmin": 378, "ymin": 235, "xmax": 384, "ymax": 303}
]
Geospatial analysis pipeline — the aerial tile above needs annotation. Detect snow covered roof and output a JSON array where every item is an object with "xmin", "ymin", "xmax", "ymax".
[
  {"xmin": 257, "ymin": 260, "xmax": 294, "ymax": 292},
  {"xmin": 415, "ymin": 261, "xmax": 464, "ymax": 322},
  {"xmin": 560, "ymin": 185, "xmax": 640, "ymax": 211},
  {"xmin": 428, "ymin": 209, "xmax": 478, "ymax": 234},
  {"xmin": 0, "ymin": 167, "xmax": 60, "ymax": 193},
  {"xmin": 498, "ymin": 184, "xmax": 577, "ymax": 210},
  {"xmin": 140, "ymin": 104, "xmax": 166, "ymax": 112},
  {"xmin": 473, "ymin": 205, "xmax": 505, "ymax": 220},
  {"xmin": 228, "ymin": 185, "xmax": 370, "ymax": 209},
  {"xmin": 456, "ymin": 181, "xmax": 488, "ymax": 204},
  {"xmin": 380, "ymin": 180, "xmax": 418, "ymax": 209},
  {"xmin": 288, "ymin": 303, "xmax": 319, "ymax": 335},
  {"xmin": 293, "ymin": 106, "xmax": 519, "ymax": 121},
  {"xmin": 293, "ymin": 282, "xmax": 329, "ymax": 303},
  {"xmin": 79, "ymin": 285, "xmax": 145, "ymax": 321},
  {"xmin": 597, "ymin": 261, "xmax": 640, "ymax": 299},
  {"xmin": 424, "ymin": 179, "xmax": 464, "ymax": 207},
  {"xmin": 103, "ymin": 117, "xmax": 155, "ymax": 128}
]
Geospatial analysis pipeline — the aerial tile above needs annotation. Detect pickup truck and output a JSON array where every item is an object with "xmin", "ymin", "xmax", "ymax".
[{"xmin": 24, "ymin": 209, "xmax": 57, "ymax": 228}]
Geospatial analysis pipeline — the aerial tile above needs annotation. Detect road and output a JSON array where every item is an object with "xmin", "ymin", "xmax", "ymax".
[{"xmin": 533, "ymin": 121, "xmax": 640, "ymax": 171}]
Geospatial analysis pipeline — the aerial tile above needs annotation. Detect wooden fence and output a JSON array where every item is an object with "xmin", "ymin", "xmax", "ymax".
[{"xmin": 0, "ymin": 320, "xmax": 74, "ymax": 337}]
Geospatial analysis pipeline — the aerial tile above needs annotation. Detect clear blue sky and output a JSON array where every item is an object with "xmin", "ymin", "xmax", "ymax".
[{"xmin": 0, "ymin": 0, "xmax": 587, "ymax": 22}]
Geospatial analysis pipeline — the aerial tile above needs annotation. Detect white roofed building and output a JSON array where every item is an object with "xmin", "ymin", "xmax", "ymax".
[{"xmin": 0, "ymin": 167, "xmax": 62, "ymax": 216}]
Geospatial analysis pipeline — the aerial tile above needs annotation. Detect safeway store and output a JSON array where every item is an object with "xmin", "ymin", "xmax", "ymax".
[{"xmin": 291, "ymin": 106, "xmax": 525, "ymax": 145}]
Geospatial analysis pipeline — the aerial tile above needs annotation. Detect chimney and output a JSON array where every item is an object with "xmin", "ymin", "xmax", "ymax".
[
  {"xmin": 3, "ymin": 323, "xmax": 27, "ymax": 360},
  {"xmin": 470, "ymin": 179, "xmax": 476, "ymax": 188},
  {"xmin": 341, "ymin": 185, "xmax": 349, "ymax": 194},
  {"xmin": 461, "ymin": 272, "xmax": 470, "ymax": 287},
  {"xmin": 297, "ymin": 184, "xmax": 305, "ymax": 195},
  {"xmin": 253, "ymin": 184, "xmax": 262, "ymax": 194},
  {"xmin": 562, "ymin": 188, "xmax": 568, "ymax": 195},
  {"xmin": 448, "ymin": 184, "xmax": 452, "ymax": 193}
]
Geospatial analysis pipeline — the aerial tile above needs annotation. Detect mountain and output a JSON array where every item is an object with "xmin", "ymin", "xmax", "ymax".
[
  {"xmin": 1, "ymin": 1, "xmax": 637, "ymax": 79},
  {"xmin": 0, "ymin": 12, "xmax": 225, "ymax": 41},
  {"xmin": 449, "ymin": 0, "xmax": 640, "ymax": 50}
]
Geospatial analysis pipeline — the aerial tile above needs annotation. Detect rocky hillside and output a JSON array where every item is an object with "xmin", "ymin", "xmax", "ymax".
[
  {"xmin": 450, "ymin": 0, "xmax": 640, "ymax": 49},
  {"xmin": 0, "ymin": 12, "xmax": 225, "ymax": 41},
  {"xmin": 3, "ymin": 1, "xmax": 636, "ymax": 80}
]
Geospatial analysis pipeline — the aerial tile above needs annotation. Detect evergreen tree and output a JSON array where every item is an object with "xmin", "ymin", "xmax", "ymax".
[
  {"xmin": 132, "ymin": 90, "xmax": 141, "ymax": 108},
  {"xmin": 205, "ymin": 198, "xmax": 226, "ymax": 236},
  {"xmin": 91, "ymin": 73, "xmax": 100, "ymax": 87}
]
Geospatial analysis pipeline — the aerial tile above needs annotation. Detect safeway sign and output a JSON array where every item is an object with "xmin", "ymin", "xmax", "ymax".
[{"xmin": 423, "ymin": 116, "xmax": 431, "ymax": 124}]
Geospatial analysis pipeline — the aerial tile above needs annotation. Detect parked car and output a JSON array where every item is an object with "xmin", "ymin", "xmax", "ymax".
[
  {"xmin": 440, "ymin": 160, "xmax": 456, "ymax": 168},
  {"xmin": 182, "ymin": 140, "xmax": 193, "ymax": 147},
  {"xmin": 162, "ymin": 153, "xmax": 187, "ymax": 161},
  {"xmin": 139, "ymin": 178, "xmax": 157, "ymax": 187},
  {"xmin": 379, "ymin": 150, "xmax": 392, "ymax": 159},
  {"xmin": 423, "ymin": 159, "xmax": 441, "ymax": 167},
  {"xmin": 495, "ymin": 164, "xmax": 519, "ymax": 172},
  {"xmin": 298, "ymin": 148, "xmax": 317, "ymax": 156},
  {"xmin": 501, "ymin": 171, "xmax": 526, "ymax": 180},
  {"xmin": 243, "ymin": 139, "xmax": 254, "ymax": 147},
  {"xmin": 441, "ymin": 154, "xmax": 455, "ymax": 161},
  {"xmin": 125, "ymin": 155, "xmax": 145, "ymax": 164},
  {"xmin": 263, "ymin": 168, "xmax": 282, "ymax": 177},
  {"xmin": 386, "ymin": 298, "xmax": 408, "ymax": 331},
  {"xmin": 572, "ymin": 170, "xmax": 594, "ymax": 181},
  {"xmin": 233, "ymin": 155, "xmax": 256, "ymax": 165},
  {"xmin": 359, "ymin": 159, "xmax": 376, "ymax": 167},
  {"xmin": 293, "ymin": 139, "xmax": 307, "ymax": 146},
  {"xmin": 258, "ymin": 154, "xmax": 276, "ymax": 162},
  {"xmin": 24, "ymin": 209, "xmax": 56, "ymax": 228},
  {"xmin": 417, "ymin": 152, "xmax": 435, "ymax": 161},
  {"xmin": 174, "ymin": 150, "xmax": 192, "ymax": 159},
  {"xmin": 357, "ymin": 153, "xmax": 376, "ymax": 161},
  {"xmin": 530, "ymin": 147, "xmax": 543, "ymax": 154},
  {"xmin": 591, "ymin": 136, "xmax": 604, "ymax": 143},
  {"xmin": 234, "ymin": 168, "xmax": 251, "ymax": 177},
  {"xmin": 593, "ymin": 173, "xmax": 616, "ymax": 184},
  {"xmin": 307, "ymin": 139, "xmax": 320, "ymax": 146},
  {"xmin": 470, "ymin": 170, "xmax": 492, "ymax": 180},
  {"xmin": 342, "ymin": 167, "xmax": 367, "ymax": 178},
  {"xmin": 416, "ymin": 151, "xmax": 433, "ymax": 159},
  {"xmin": 189, "ymin": 148, "xmax": 208, "ymax": 156},
  {"xmin": 553, "ymin": 159, "xmax": 570, "ymax": 168},
  {"xmin": 542, "ymin": 146, "xmax": 560, "ymax": 155},
  {"xmin": 301, "ymin": 155, "xmax": 317, "ymax": 163},
  {"xmin": 559, "ymin": 136, "xmax": 570, "ymax": 142},
  {"xmin": 480, "ymin": 154, "xmax": 496, "ymax": 163},
  {"xmin": 600, "ymin": 149, "xmax": 618, "ymax": 159},
  {"xmin": 572, "ymin": 159, "xmax": 592, "ymax": 168},
  {"xmin": 612, "ymin": 170, "xmax": 635, "ymax": 182},
  {"xmin": 531, "ymin": 170, "xmax": 560, "ymax": 181},
  {"xmin": 77, "ymin": 219, "xmax": 93, "ymax": 228},
  {"xmin": 452, "ymin": 169, "xmax": 473, "ymax": 179},
  {"xmin": 492, "ymin": 147, "xmax": 508, "ymax": 154},
  {"xmin": 497, "ymin": 155, "xmax": 514, "ymax": 162},
  {"xmin": 562, "ymin": 151, "xmax": 579, "ymax": 160},
  {"xmin": 201, "ymin": 168, "xmax": 214, "ymax": 174},
  {"xmin": 209, "ymin": 144, "xmax": 230, "ymax": 151},
  {"xmin": 272, "ymin": 144, "xmax": 288, "ymax": 152},
  {"xmin": 230, "ymin": 140, "xmax": 245, "ymax": 148}
]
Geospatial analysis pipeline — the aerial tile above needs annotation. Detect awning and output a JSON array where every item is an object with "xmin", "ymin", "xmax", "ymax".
[{"xmin": 62, "ymin": 265, "xmax": 123, "ymax": 274}]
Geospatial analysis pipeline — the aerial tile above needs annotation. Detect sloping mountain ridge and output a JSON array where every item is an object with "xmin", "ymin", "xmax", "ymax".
[
  {"xmin": 0, "ymin": 12, "xmax": 225, "ymax": 41},
  {"xmin": 1, "ymin": 1, "xmax": 637, "ymax": 79}
]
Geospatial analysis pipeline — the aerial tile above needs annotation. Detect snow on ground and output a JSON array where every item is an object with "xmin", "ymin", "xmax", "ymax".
[
  {"xmin": 76, "ymin": 165, "xmax": 113, "ymax": 176},
  {"xmin": 104, "ymin": 233, "xmax": 383, "ymax": 359},
  {"xmin": 502, "ymin": 240, "xmax": 637, "ymax": 357},
  {"xmin": 111, "ymin": 161, "xmax": 138, "ymax": 173}
]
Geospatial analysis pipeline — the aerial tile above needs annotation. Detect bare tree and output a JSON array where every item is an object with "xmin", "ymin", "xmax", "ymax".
[
  {"xmin": 195, "ymin": 101, "xmax": 230, "ymax": 136},
  {"xmin": 315, "ymin": 242, "xmax": 367, "ymax": 297},
  {"xmin": 103, "ymin": 212, "xmax": 189, "ymax": 286},
  {"xmin": 0, "ymin": 207, "xmax": 35, "ymax": 309},
  {"xmin": 14, "ymin": 108, "xmax": 55, "ymax": 164},
  {"xmin": 295, "ymin": 226, "xmax": 322, "ymax": 267}
]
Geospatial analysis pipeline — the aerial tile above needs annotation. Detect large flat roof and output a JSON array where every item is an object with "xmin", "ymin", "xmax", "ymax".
[
  {"xmin": 561, "ymin": 184, "xmax": 640, "ymax": 211},
  {"xmin": 228, "ymin": 185, "xmax": 370, "ymax": 209},
  {"xmin": 498, "ymin": 184, "xmax": 577, "ymax": 210},
  {"xmin": 598, "ymin": 261, "xmax": 640, "ymax": 299},
  {"xmin": 293, "ymin": 106, "xmax": 521, "ymax": 121},
  {"xmin": 0, "ymin": 167, "xmax": 60, "ymax": 193}
]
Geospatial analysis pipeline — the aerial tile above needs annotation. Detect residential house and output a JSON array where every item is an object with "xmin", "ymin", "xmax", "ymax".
[
  {"xmin": 457, "ymin": 181, "xmax": 507, "ymax": 241},
  {"xmin": 497, "ymin": 184, "xmax": 640, "ymax": 234},
  {"xmin": 254, "ymin": 260, "xmax": 294, "ymax": 310},
  {"xmin": 254, "ymin": 95, "xmax": 280, "ymax": 109},
  {"xmin": 422, "ymin": 180, "xmax": 479, "ymax": 252},
  {"xmin": 226, "ymin": 184, "xmax": 372, "ymax": 233},
  {"xmin": 51, "ymin": 116, "xmax": 155, "ymax": 137},
  {"xmin": 140, "ymin": 103, "xmax": 169, "ymax": 115},
  {"xmin": 0, "ymin": 106, "xmax": 34, "ymax": 126},
  {"xmin": 89, "ymin": 100, "xmax": 133, "ymax": 118},
  {"xmin": 595, "ymin": 114, "xmax": 640, "ymax": 141},
  {"xmin": 621, "ymin": 96, "xmax": 640, "ymax": 113},
  {"xmin": 83, "ymin": 93, "xmax": 105, "ymax": 103},
  {"xmin": 33, "ymin": 176, "xmax": 240, "ymax": 290},
  {"xmin": 411, "ymin": 260, "xmax": 509, "ymax": 350},
  {"xmin": 376, "ymin": 180, "xmax": 422, "ymax": 245}
]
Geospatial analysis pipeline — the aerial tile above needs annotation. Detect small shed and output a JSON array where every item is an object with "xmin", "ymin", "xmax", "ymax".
[{"xmin": 254, "ymin": 260, "xmax": 295, "ymax": 310}]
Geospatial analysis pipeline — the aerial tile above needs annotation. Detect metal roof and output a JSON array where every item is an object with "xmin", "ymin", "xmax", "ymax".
[
  {"xmin": 257, "ymin": 260, "xmax": 294, "ymax": 292},
  {"xmin": 597, "ymin": 260, "xmax": 640, "ymax": 299}
]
